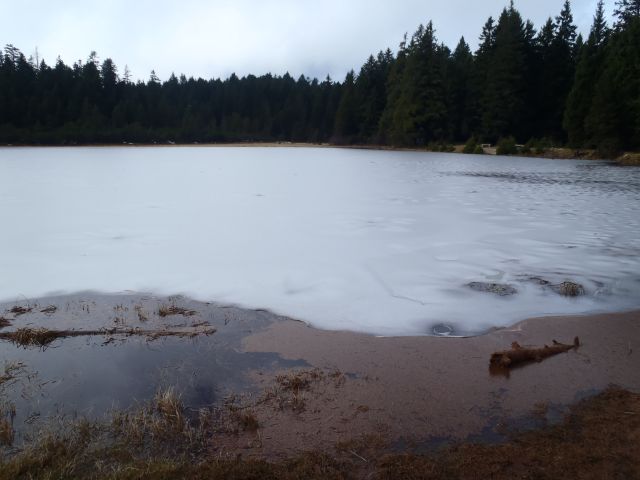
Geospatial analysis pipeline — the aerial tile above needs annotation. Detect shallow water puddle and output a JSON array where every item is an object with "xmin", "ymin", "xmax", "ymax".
[{"xmin": 0, "ymin": 294, "xmax": 307, "ymax": 444}]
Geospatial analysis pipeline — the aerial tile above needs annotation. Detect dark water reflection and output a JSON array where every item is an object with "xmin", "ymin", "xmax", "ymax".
[{"xmin": 0, "ymin": 294, "xmax": 308, "ymax": 443}]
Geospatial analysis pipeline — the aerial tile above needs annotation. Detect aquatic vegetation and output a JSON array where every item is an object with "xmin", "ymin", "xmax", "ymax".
[
  {"xmin": 553, "ymin": 281, "xmax": 585, "ymax": 297},
  {"xmin": 3, "ymin": 328, "xmax": 62, "ymax": 348},
  {"xmin": 158, "ymin": 305, "xmax": 197, "ymax": 318},
  {"xmin": 134, "ymin": 305, "xmax": 149, "ymax": 322},
  {"xmin": 467, "ymin": 282, "xmax": 518, "ymax": 296},
  {"xmin": 0, "ymin": 326, "xmax": 216, "ymax": 349}
]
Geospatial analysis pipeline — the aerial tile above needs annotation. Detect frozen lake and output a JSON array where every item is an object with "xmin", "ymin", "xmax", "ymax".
[{"xmin": 1, "ymin": 146, "xmax": 639, "ymax": 335}]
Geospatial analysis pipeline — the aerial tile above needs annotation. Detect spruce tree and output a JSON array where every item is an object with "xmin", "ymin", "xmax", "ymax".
[
  {"xmin": 448, "ymin": 37, "xmax": 474, "ymax": 141},
  {"xmin": 536, "ymin": 1, "xmax": 577, "ymax": 141},
  {"xmin": 332, "ymin": 70, "xmax": 358, "ymax": 144},
  {"xmin": 586, "ymin": 13, "xmax": 640, "ymax": 153},
  {"xmin": 614, "ymin": 0, "xmax": 640, "ymax": 28},
  {"xmin": 480, "ymin": 4, "xmax": 528, "ymax": 142},
  {"xmin": 564, "ymin": 0, "xmax": 610, "ymax": 146},
  {"xmin": 379, "ymin": 22, "xmax": 448, "ymax": 146}
]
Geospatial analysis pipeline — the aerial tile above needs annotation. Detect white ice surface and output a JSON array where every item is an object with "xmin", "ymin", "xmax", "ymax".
[{"xmin": 1, "ymin": 146, "xmax": 639, "ymax": 335}]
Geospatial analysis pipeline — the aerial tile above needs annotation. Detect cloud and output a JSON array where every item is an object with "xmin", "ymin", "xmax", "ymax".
[{"xmin": 2, "ymin": 0, "xmax": 617, "ymax": 82}]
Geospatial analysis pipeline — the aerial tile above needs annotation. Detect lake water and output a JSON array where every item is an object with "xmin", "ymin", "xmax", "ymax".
[{"xmin": 1, "ymin": 146, "xmax": 639, "ymax": 336}]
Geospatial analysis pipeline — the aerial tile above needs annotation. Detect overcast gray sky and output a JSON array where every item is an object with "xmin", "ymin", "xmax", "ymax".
[{"xmin": 2, "ymin": 0, "xmax": 616, "ymax": 82}]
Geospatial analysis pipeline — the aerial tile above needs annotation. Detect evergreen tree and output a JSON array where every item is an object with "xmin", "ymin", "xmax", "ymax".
[
  {"xmin": 564, "ymin": 0, "xmax": 610, "ymax": 146},
  {"xmin": 586, "ymin": 12, "xmax": 640, "ymax": 153},
  {"xmin": 378, "ymin": 22, "xmax": 448, "ymax": 146},
  {"xmin": 536, "ymin": 1, "xmax": 578, "ymax": 141},
  {"xmin": 377, "ymin": 34, "xmax": 409, "ymax": 144},
  {"xmin": 448, "ymin": 37, "xmax": 474, "ymax": 140},
  {"xmin": 0, "ymin": 2, "xmax": 638, "ymax": 154},
  {"xmin": 614, "ymin": 0, "xmax": 640, "ymax": 28},
  {"xmin": 480, "ymin": 4, "xmax": 529, "ymax": 142},
  {"xmin": 332, "ymin": 70, "xmax": 358, "ymax": 144}
]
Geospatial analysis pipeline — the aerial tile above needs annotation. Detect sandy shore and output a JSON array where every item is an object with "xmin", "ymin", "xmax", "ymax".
[{"xmin": 242, "ymin": 309, "xmax": 640, "ymax": 457}]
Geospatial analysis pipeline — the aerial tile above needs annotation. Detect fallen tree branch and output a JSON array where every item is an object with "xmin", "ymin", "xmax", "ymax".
[{"xmin": 490, "ymin": 337, "xmax": 580, "ymax": 369}]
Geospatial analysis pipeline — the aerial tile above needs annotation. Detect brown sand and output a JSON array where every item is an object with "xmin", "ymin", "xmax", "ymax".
[{"xmin": 242, "ymin": 310, "xmax": 640, "ymax": 458}]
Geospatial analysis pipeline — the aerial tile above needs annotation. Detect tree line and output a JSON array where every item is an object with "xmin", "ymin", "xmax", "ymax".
[{"xmin": 0, "ymin": 0, "xmax": 638, "ymax": 155}]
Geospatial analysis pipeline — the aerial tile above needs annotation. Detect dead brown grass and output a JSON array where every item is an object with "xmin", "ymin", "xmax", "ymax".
[
  {"xmin": 260, "ymin": 369, "xmax": 346, "ymax": 414},
  {"xmin": 276, "ymin": 369, "xmax": 321, "ymax": 393},
  {"xmin": 617, "ymin": 152, "xmax": 640, "ymax": 166},
  {"xmin": 0, "ymin": 387, "xmax": 637, "ymax": 479},
  {"xmin": 154, "ymin": 387, "xmax": 183, "ymax": 419},
  {"xmin": 134, "ymin": 305, "xmax": 149, "ymax": 322},
  {"xmin": 0, "ymin": 417, "xmax": 13, "ymax": 447},
  {"xmin": 1, "ymin": 327, "xmax": 63, "ymax": 348},
  {"xmin": 8, "ymin": 306, "xmax": 31, "ymax": 316},
  {"xmin": 158, "ymin": 305, "xmax": 197, "ymax": 317},
  {"xmin": 0, "ymin": 318, "xmax": 10, "ymax": 329},
  {"xmin": 0, "ymin": 326, "xmax": 216, "ymax": 348},
  {"xmin": 376, "ymin": 386, "xmax": 640, "ymax": 480},
  {"xmin": 232, "ymin": 410, "xmax": 260, "ymax": 432}
]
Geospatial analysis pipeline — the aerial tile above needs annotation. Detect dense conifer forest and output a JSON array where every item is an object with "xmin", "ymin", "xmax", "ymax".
[{"xmin": 0, "ymin": 0, "xmax": 638, "ymax": 155}]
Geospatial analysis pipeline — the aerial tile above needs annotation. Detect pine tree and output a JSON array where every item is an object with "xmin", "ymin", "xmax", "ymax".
[
  {"xmin": 379, "ymin": 22, "xmax": 448, "ymax": 146},
  {"xmin": 332, "ymin": 70, "xmax": 358, "ymax": 144},
  {"xmin": 448, "ymin": 37, "xmax": 474, "ymax": 141},
  {"xmin": 614, "ymin": 0, "xmax": 640, "ymax": 28},
  {"xmin": 354, "ymin": 50, "xmax": 393, "ymax": 142},
  {"xmin": 586, "ymin": 14, "xmax": 640, "ymax": 153},
  {"xmin": 564, "ymin": 0, "xmax": 610, "ymax": 146},
  {"xmin": 480, "ymin": 5, "xmax": 528, "ymax": 142},
  {"xmin": 535, "ymin": 1, "xmax": 577, "ymax": 141}
]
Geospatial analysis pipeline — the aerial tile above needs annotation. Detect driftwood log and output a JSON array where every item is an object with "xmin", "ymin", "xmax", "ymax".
[{"xmin": 490, "ymin": 337, "xmax": 580, "ymax": 368}]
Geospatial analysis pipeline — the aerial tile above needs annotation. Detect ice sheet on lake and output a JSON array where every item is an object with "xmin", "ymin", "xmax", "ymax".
[{"xmin": 1, "ymin": 146, "xmax": 639, "ymax": 335}]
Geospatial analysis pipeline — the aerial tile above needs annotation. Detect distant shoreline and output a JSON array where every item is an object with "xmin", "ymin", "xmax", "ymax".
[{"xmin": 2, "ymin": 140, "xmax": 638, "ymax": 164}]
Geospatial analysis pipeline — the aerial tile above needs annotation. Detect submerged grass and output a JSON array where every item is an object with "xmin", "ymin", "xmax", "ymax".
[
  {"xmin": 0, "ymin": 326, "xmax": 216, "ymax": 349},
  {"xmin": 157, "ymin": 305, "xmax": 197, "ymax": 318},
  {"xmin": 8, "ymin": 306, "xmax": 31, "ymax": 316},
  {"xmin": 2, "ymin": 328, "xmax": 62, "ymax": 348},
  {"xmin": 264, "ymin": 369, "xmax": 346, "ymax": 413},
  {"xmin": 135, "ymin": 305, "xmax": 149, "ymax": 322}
]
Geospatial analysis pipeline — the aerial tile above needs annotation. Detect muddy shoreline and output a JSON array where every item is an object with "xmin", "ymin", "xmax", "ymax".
[{"xmin": 0, "ymin": 292, "xmax": 638, "ymax": 463}]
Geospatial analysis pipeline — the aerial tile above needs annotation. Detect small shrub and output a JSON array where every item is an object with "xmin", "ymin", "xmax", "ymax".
[
  {"xmin": 521, "ymin": 139, "xmax": 534, "ymax": 154},
  {"xmin": 618, "ymin": 153, "xmax": 640, "ymax": 166},
  {"xmin": 496, "ymin": 136, "xmax": 518, "ymax": 155},
  {"xmin": 427, "ymin": 142, "xmax": 454, "ymax": 152},
  {"xmin": 440, "ymin": 143, "xmax": 455, "ymax": 152},
  {"xmin": 473, "ymin": 145, "xmax": 485, "ymax": 154},
  {"xmin": 535, "ymin": 137, "xmax": 553, "ymax": 154},
  {"xmin": 463, "ymin": 137, "xmax": 477, "ymax": 154}
]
